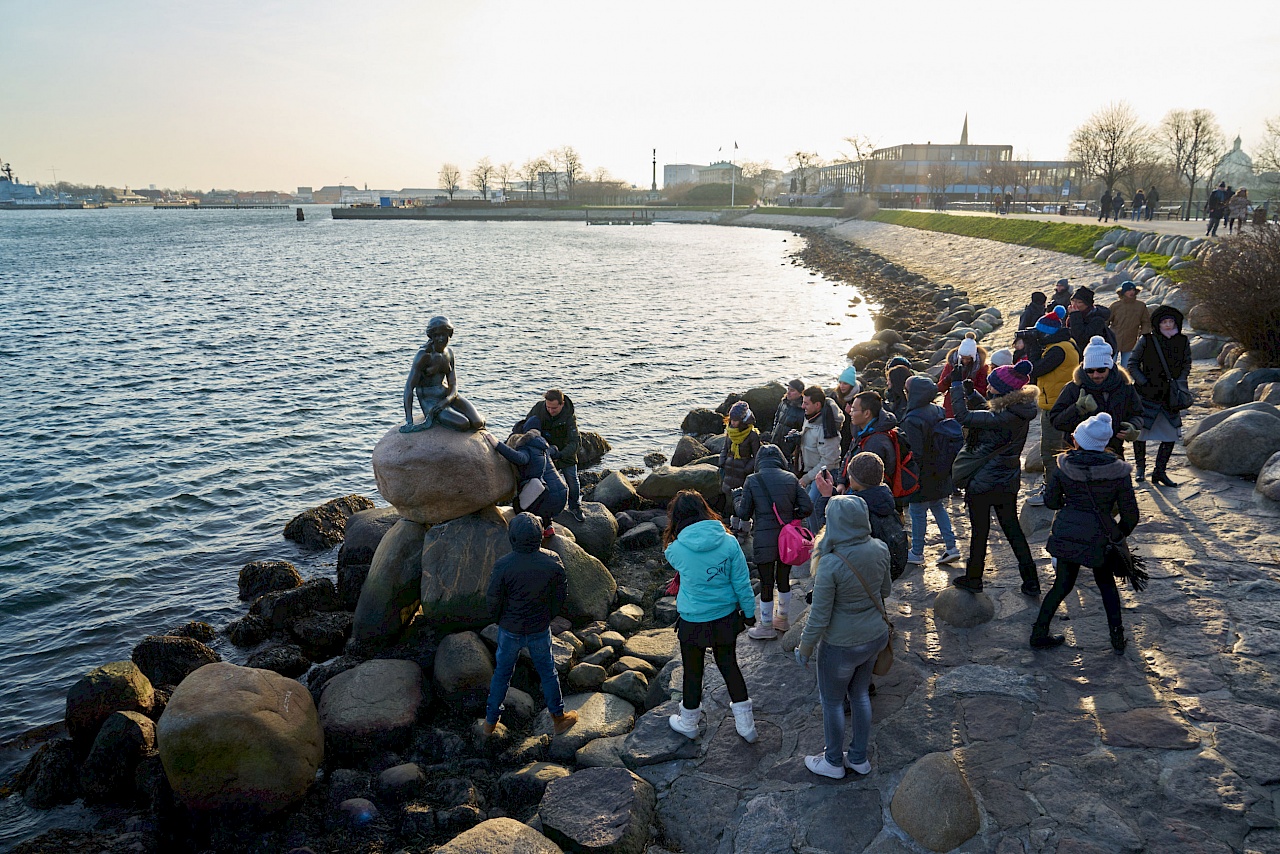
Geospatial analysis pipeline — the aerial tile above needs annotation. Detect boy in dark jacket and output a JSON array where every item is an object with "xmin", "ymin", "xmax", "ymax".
[
  {"xmin": 525, "ymin": 390, "xmax": 584, "ymax": 520},
  {"xmin": 484, "ymin": 513, "xmax": 578, "ymax": 735}
]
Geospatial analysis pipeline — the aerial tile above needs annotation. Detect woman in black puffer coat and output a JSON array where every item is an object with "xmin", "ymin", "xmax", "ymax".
[
  {"xmin": 948, "ymin": 363, "xmax": 1041, "ymax": 595},
  {"xmin": 1128, "ymin": 305, "xmax": 1192, "ymax": 486},
  {"xmin": 735, "ymin": 443, "xmax": 814, "ymax": 639},
  {"xmin": 1031, "ymin": 412, "xmax": 1140, "ymax": 653}
]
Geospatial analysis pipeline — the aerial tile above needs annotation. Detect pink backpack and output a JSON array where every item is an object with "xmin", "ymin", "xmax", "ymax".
[{"xmin": 773, "ymin": 503, "xmax": 815, "ymax": 566}]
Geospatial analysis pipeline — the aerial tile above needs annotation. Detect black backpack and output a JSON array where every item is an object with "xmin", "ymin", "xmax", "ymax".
[{"xmin": 868, "ymin": 510, "xmax": 908, "ymax": 581}]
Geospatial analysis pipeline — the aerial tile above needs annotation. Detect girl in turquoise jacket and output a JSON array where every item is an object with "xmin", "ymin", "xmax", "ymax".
[{"xmin": 662, "ymin": 491, "xmax": 759, "ymax": 744}]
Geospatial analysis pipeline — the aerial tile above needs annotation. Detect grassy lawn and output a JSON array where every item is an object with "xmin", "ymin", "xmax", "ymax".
[
  {"xmin": 750, "ymin": 206, "xmax": 843, "ymax": 217},
  {"xmin": 870, "ymin": 210, "xmax": 1119, "ymax": 258}
]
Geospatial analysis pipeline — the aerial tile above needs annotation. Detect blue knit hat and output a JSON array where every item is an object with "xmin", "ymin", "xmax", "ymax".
[
  {"xmin": 839, "ymin": 365, "xmax": 858, "ymax": 386},
  {"xmin": 1053, "ymin": 304, "xmax": 1068, "ymax": 321},
  {"xmin": 885, "ymin": 355, "xmax": 911, "ymax": 370},
  {"xmin": 1035, "ymin": 312, "xmax": 1063, "ymax": 336}
]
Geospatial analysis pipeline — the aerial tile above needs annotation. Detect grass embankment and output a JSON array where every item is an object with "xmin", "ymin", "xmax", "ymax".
[
  {"xmin": 751, "ymin": 206, "xmax": 843, "ymax": 217},
  {"xmin": 871, "ymin": 210, "xmax": 1116, "ymax": 258}
]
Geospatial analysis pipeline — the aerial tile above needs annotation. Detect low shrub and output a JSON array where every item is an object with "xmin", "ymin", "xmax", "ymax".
[
  {"xmin": 684, "ymin": 182, "xmax": 757, "ymax": 206},
  {"xmin": 1183, "ymin": 226, "xmax": 1280, "ymax": 367}
]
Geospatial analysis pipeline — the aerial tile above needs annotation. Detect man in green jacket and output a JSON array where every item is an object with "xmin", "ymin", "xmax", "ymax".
[{"xmin": 525, "ymin": 389, "xmax": 584, "ymax": 520}]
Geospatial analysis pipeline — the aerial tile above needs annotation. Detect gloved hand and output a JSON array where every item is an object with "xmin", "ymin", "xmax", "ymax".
[
  {"xmin": 794, "ymin": 648, "xmax": 810, "ymax": 668},
  {"xmin": 1076, "ymin": 390, "xmax": 1098, "ymax": 415},
  {"xmin": 962, "ymin": 378, "xmax": 976, "ymax": 396},
  {"xmin": 1118, "ymin": 421, "xmax": 1140, "ymax": 441},
  {"xmin": 743, "ymin": 615, "xmax": 756, "ymax": 628}
]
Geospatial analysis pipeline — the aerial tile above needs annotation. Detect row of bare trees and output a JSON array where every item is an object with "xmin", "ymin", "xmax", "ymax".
[{"xmin": 436, "ymin": 147, "xmax": 626, "ymax": 203}]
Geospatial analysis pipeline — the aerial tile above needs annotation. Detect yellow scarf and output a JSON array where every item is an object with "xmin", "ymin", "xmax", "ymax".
[{"xmin": 727, "ymin": 425, "xmax": 756, "ymax": 459}]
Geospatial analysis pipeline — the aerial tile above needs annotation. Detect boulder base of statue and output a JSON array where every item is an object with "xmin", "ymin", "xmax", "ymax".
[{"xmin": 373, "ymin": 425, "xmax": 517, "ymax": 525}]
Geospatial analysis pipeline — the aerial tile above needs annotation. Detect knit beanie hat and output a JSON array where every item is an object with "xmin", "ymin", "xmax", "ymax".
[
  {"xmin": 788, "ymin": 378, "xmax": 806, "ymax": 394},
  {"xmin": 1082, "ymin": 335, "xmax": 1115, "ymax": 370},
  {"xmin": 1055, "ymin": 278, "xmax": 1070, "ymax": 290},
  {"xmin": 990, "ymin": 347, "xmax": 1014, "ymax": 367},
  {"xmin": 987, "ymin": 361, "xmax": 1033, "ymax": 395},
  {"xmin": 1074, "ymin": 412, "xmax": 1113, "ymax": 452},
  {"xmin": 957, "ymin": 332, "xmax": 979, "ymax": 358},
  {"xmin": 1030, "ymin": 291, "xmax": 1047, "ymax": 304},
  {"xmin": 846, "ymin": 452, "xmax": 885, "ymax": 488},
  {"xmin": 1035, "ymin": 311, "xmax": 1063, "ymax": 336},
  {"xmin": 1118, "ymin": 280, "xmax": 1140, "ymax": 295},
  {"xmin": 884, "ymin": 355, "xmax": 910, "ymax": 371},
  {"xmin": 1072, "ymin": 286, "xmax": 1095, "ymax": 306},
  {"xmin": 523, "ymin": 415, "xmax": 543, "ymax": 433},
  {"xmin": 838, "ymin": 365, "xmax": 859, "ymax": 387},
  {"xmin": 728, "ymin": 401, "xmax": 753, "ymax": 423}
]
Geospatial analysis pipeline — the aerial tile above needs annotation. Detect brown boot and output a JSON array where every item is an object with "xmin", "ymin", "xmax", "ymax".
[
  {"xmin": 482, "ymin": 720, "xmax": 497, "ymax": 736},
  {"xmin": 552, "ymin": 710, "xmax": 579, "ymax": 734}
]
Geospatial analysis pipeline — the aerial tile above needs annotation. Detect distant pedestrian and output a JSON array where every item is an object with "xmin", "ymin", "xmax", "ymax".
[
  {"xmin": 1028, "ymin": 311, "xmax": 1080, "ymax": 504},
  {"xmin": 1131, "ymin": 188, "xmax": 1146, "ymax": 221},
  {"xmin": 1145, "ymin": 186, "xmax": 1160, "ymax": 220},
  {"xmin": 1098, "ymin": 189, "xmax": 1112, "ymax": 222},
  {"xmin": 771, "ymin": 379, "xmax": 807, "ymax": 461},
  {"xmin": 948, "ymin": 363, "xmax": 1042, "ymax": 594},
  {"xmin": 1228, "ymin": 188, "xmax": 1251, "ymax": 233},
  {"xmin": 1107, "ymin": 281, "xmax": 1152, "ymax": 368},
  {"xmin": 1128, "ymin": 306, "xmax": 1191, "ymax": 486},
  {"xmin": 1206, "ymin": 182, "xmax": 1228, "ymax": 236},
  {"xmin": 719, "ymin": 401, "xmax": 762, "ymax": 527},
  {"xmin": 1111, "ymin": 191, "xmax": 1124, "ymax": 222},
  {"xmin": 664, "ymin": 491, "xmax": 759, "ymax": 743},
  {"xmin": 1029, "ymin": 413, "xmax": 1140, "ymax": 653},
  {"xmin": 1049, "ymin": 336, "xmax": 1144, "ymax": 459},
  {"xmin": 900, "ymin": 376, "xmax": 961, "ymax": 567},
  {"xmin": 936, "ymin": 333, "xmax": 989, "ymax": 418}
]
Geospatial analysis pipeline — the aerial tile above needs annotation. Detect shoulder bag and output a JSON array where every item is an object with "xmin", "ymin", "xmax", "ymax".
[
  {"xmin": 1148, "ymin": 334, "xmax": 1193, "ymax": 412},
  {"xmin": 951, "ymin": 440, "xmax": 1012, "ymax": 490},
  {"xmin": 833, "ymin": 553, "xmax": 895, "ymax": 675},
  {"xmin": 1082, "ymin": 480, "xmax": 1149, "ymax": 592}
]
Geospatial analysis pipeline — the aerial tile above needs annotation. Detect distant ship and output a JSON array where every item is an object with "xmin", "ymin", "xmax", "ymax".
[{"xmin": 0, "ymin": 158, "xmax": 83, "ymax": 209}]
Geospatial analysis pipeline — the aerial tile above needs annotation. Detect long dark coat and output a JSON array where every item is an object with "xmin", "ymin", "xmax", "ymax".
[
  {"xmin": 1045, "ymin": 449, "xmax": 1139, "ymax": 568},
  {"xmin": 949, "ymin": 383, "xmax": 1039, "ymax": 496},
  {"xmin": 736, "ymin": 444, "xmax": 814, "ymax": 565}
]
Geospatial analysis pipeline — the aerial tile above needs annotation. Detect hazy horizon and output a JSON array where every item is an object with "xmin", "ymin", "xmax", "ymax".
[{"xmin": 4, "ymin": 0, "xmax": 1279, "ymax": 191}]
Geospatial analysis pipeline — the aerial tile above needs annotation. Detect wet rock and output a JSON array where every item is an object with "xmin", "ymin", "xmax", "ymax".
[
  {"xmin": 238, "ymin": 559, "xmax": 303, "ymax": 600},
  {"xmin": 376, "ymin": 762, "xmax": 425, "ymax": 803},
  {"xmin": 635, "ymin": 464, "xmax": 721, "ymax": 502},
  {"xmin": 157, "ymin": 662, "xmax": 322, "ymax": 814},
  {"xmin": 498, "ymin": 761, "xmax": 571, "ymax": 809},
  {"xmin": 80, "ymin": 710, "xmax": 156, "ymax": 801},
  {"xmin": 680, "ymin": 408, "xmax": 725, "ymax": 436},
  {"xmin": 251, "ymin": 578, "xmax": 342, "ymax": 633},
  {"xmin": 932, "ymin": 587, "xmax": 995, "ymax": 628},
  {"xmin": 890, "ymin": 752, "xmax": 980, "ymax": 852},
  {"xmin": 544, "ymin": 536, "xmax": 618, "ymax": 625},
  {"xmin": 351, "ymin": 518, "xmax": 427, "ymax": 648},
  {"xmin": 539, "ymin": 766, "xmax": 656, "ymax": 854},
  {"xmin": 284, "ymin": 494, "xmax": 375, "ymax": 549},
  {"xmin": 420, "ymin": 507, "xmax": 512, "ymax": 629},
  {"xmin": 554, "ymin": 502, "xmax": 617, "ymax": 562},
  {"xmin": 289, "ymin": 611, "xmax": 352, "ymax": 661},
  {"xmin": 319, "ymin": 659, "xmax": 424, "ymax": 760},
  {"xmin": 621, "ymin": 629, "xmax": 678, "ymax": 667},
  {"xmin": 568, "ymin": 663, "xmax": 608, "ymax": 693},
  {"xmin": 65, "ymin": 660, "xmax": 155, "ymax": 752},
  {"xmin": 535, "ymin": 693, "xmax": 637, "ymax": 761},
  {"xmin": 433, "ymin": 631, "xmax": 495, "ymax": 713},
  {"xmin": 225, "ymin": 613, "xmax": 269, "ymax": 647},
  {"xmin": 131, "ymin": 635, "xmax": 220, "ymax": 689},
  {"xmin": 602, "ymin": 670, "xmax": 649, "ymax": 708},
  {"xmin": 671, "ymin": 435, "xmax": 710, "ymax": 467},
  {"xmin": 578, "ymin": 431, "xmax": 612, "ymax": 469},
  {"xmin": 247, "ymin": 643, "xmax": 311, "ymax": 678},
  {"xmin": 166, "ymin": 620, "xmax": 216, "ymax": 641},
  {"xmin": 617, "ymin": 522, "xmax": 661, "ymax": 551},
  {"xmin": 1186, "ymin": 410, "xmax": 1280, "ymax": 477},
  {"xmin": 372, "ymin": 425, "xmax": 517, "ymax": 525},
  {"xmin": 14, "ymin": 738, "xmax": 80, "ymax": 808},
  {"xmin": 436, "ymin": 817, "xmax": 565, "ymax": 854},
  {"xmin": 621, "ymin": 701, "xmax": 698, "ymax": 768},
  {"xmin": 592, "ymin": 472, "xmax": 641, "ymax": 514}
]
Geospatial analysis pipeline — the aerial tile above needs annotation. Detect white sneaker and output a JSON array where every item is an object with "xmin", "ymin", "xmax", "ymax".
[
  {"xmin": 906, "ymin": 551, "xmax": 925, "ymax": 565},
  {"xmin": 938, "ymin": 546, "xmax": 962, "ymax": 565},
  {"xmin": 844, "ymin": 756, "xmax": 872, "ymax": 775},
  {"xmin": 730, "ymin": 699, "xmax": 758, "ymax": 743},
  {"xmin": 747, "ymin": 623, "xmax": 778, "ymax": 640},
  {"xmin": 668, "ymin": 704, "xmax": 701, "ymax": 739},
  {"xmin": 805, "ymin": 754, "xmax": 846, "ymax": 779}
]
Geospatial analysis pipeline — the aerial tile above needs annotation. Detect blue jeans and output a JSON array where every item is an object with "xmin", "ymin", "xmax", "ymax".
[
  {"xmin": 806, "ymin": 480, "xmax": 823, "ymax": 534},
  {"xmin": 1118, "ymin": 350, "xmax": 1132, "ymax": 369},
  {"xmin": 908, "ymin": 499, "xmax": 957, "ymax": 555},
  {"xmin": 817, "ymin": 633, "xmax": 886, "ymax": 766},
  {"xmin": 485, "ymin": 627, "xmax": 564, "ymax": 725},
  {"xmin": 560, "ymin": 464, "xmax": 581, "ymax": 509}
]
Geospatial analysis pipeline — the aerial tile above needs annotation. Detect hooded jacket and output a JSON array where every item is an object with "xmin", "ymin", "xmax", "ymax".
[
  {"xmin": 770, "ymin": 394, "xmax": 806, "ymax": 459},
  {"xmin": 1107, "ymin": 297, "xmax": 1152, "ymax": 354},
  {"xmin": 798, "ymin": 400, "xmax": 845, "ymax": 486},
  {"xmin": 486, "ymin": 513, "xmax": 567, "ymax": 634},
  {"xmin": 1129, "ymin": 305, "xmax": 1192, "ymax": 427},
  {"xmin": 719, "ymin": 417, "xmax": 763, "ymax": 493},
  {"xmin": 949, "ymin": 382, "xmax": 1039, "ymax": 495},
  {"xmin": 1050, "ymin": 287, "xmax": 1073, "ymax": 312},
  {"xmin": 495, "ymin": 431, "xmax": 569, "ymax": 519},
  {"xmin": 937, "ymin": 345, "xmax": 990, "ymax": 418},
  {"xmin": 664, "ymin": 519, "xmax": 755, "ymax": 624},
  {"xmin": 1046, "ymin": 449, "xmax": 1139, "ymax": 568},
  {"xmin": 885, "ymin": 364, "xmax": 914, "ymax": 423},
  {"xmin": 799, "ymin": 495, "xmax": 892, "ymax": 657},
  {"xmin": 1030, "ymin": 326, "xmax": 1080, "ymax": 412},
  {"xmin": 1068, "ymin": 304, "xmax": 1118, "ymax": 357},
  {"xmin": 900, "ymin": 376, "xmax": 952, "ymax": 502},
  {"xmin": 1019, "ymin": 298, "xmax": 1049, "ymax": 333},
  {"xmin": 736, "ymin": 444, "xmax": 814, "ymax": 565},
  {"xmin": 1049, "ymin": 365, "xmax": 1145, "ymax": 451},
  {"xmin": 845, "ymin": 410, "xmax": 901, "ymax": 487},
  {"xmin": 525, "ymin": 396, "xmax": 580, "ymax": 467}
]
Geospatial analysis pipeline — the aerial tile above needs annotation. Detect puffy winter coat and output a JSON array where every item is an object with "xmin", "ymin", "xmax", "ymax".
[
  {"xmin": 1049, "ymin": 366, "xmax": 1145, "ymax": 453},
  {"xmin": 664, "ymin": 519, "xmax": 755, "ymax": 624},
  {"xmin": 487, "ymin": 513, "xmax": 567, "ymax": 634},
  {"xmin": 719, "ymin": 421, "xmax": 763, "ymax": 493},
  {"xmin": 1129, "ymin": 305, "xmax": 1192, "ymax": 428},
  {"xmin": 937, "ymin": 346, "xmax": 989, "ymax": 418},
  {"xmin": 949, "ymin": 382, "xmax": 1039, "ymax": 496},
  {"xmin": 1045, "ymin": 449, "xmax": 1139, "ymax": 568},
  {"xmin": 1030, "ymin": 328, "xmax": 1079, "ymax": 413},
  {"xmin": 798, "ymin": 400, "xmax": 844, "ymax": 487},
  {"xmin": 900, "ymin": 376, "xmax": 952, "ymax": 502},
  {"xmin": 1068, "ymin": 305, "xmax": 1118, "ymax": 357},
  {"xmin": 736, "ymin": 444, "xmax": 814, "ymax": 565},
  {"xmin": 525, "ymin": 396, "xmax": 581, "ymax": 467},
  {"xmin": 495, "ymin": 431, "xmax": 568, "ymax": 520},
  {"xmin": 770, "ymin": 395, "xmax": 806, "ymax": 459},
  {"xmin": 844, "ymin": 411, "xmax": 901, "ymax": 488}
]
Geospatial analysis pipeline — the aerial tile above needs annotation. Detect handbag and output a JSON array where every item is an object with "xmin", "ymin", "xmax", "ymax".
[
  {"xmin": 834, "ymin": 553, "xmax": 895, "ymax": 675},
  {"xmin": 1148, "ymin": 333, "xmax": 1194, "ymax": 412},
  {"xmin": 1082, "ymin": 480, "xmax": 1149, "ymax": 592},
  {"xmin": 951, "ymin": 441, "xmax": 1012, "ymax": 490},
  {"xmin": 664, "ymin": 573, "xmax": 680, "ymax": 597},
  {"xmin": 517, "ymin": 477, "xmax": 546, "ymax": 509},
  {"xmin": 763, "ymin": 479, "xmax": 814, "ymax": 566}
]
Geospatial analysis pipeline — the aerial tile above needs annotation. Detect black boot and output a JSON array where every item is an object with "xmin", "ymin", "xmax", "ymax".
[
  {"xmin": 1133, "ymin": 442, "xmax": 1146, "ymax": 483},
  {"xmin": 1151, "ymin": 441, "xmax": 1180, "ymax": 487},
  {"xmin": 1110, "ymin": 625, "xmax": 1127, "ymax": 654},
  {"xmin": 953, "ymin": 575, "xmax": 984, "ymax": 593},
  {"xmin": 1030, "ymin": 620, "xmax": 1065, "ymax": 649}
]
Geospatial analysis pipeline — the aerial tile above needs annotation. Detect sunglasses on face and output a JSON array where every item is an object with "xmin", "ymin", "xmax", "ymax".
[{"xmin": 1085, "ymin": 368, "xmax": 1109, "ymax": 375}]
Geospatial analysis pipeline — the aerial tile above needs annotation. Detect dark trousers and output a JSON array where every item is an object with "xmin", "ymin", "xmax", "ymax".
[
  {"xmin": 1035, "ymin": 559, "xmax": 1123, "ymax": 630},
  {"xmin": 965, "ymin": 490, "xmax": 1037, "ymax": 583},
  {"xmin": 757, "ymin": 560, "xmax": 790, "ymax": 601},
  {"xmin": 680, "ymin": 641, "xmax": 748, "ymax": 708}
]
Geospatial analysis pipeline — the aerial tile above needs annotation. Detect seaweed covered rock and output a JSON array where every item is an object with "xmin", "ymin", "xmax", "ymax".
[{"xmin": 284, "ymin": 494, "xmax": 375, "ymax": 549}]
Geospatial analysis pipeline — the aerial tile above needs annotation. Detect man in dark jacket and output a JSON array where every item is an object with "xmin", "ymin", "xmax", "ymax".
[
  {"xmin": 771, "ymin": 379, "xmax": 807, "ymax": 460},
  {"xmin": 1049, "ymin": 335, "xmax": 1144, "ymax": 459},
  {"xmin": 526, "ymin": 389, "xmax": 583, "ymax": 520},
  {"xmin": 843, "ymin": 391, "xmax": 900, "ymax": 487},
  {"xmin": 484, "ymin": 513, "xmax": 577, "ymax": 735},
  {"xmin": 1019, "ymin": 291, "xmax": 1048, "ymax": 333},
  {"xmin": 1066, "ymin": 287, "xmax": 1117, "ymax": 357},
  {"xmin": 1206, "ymin": 181, "xmax": 1228, "ymax": 236},
  {"xmin": 900, "ymin": 376, "xmax": 960, "ymax": 566},
  {"xmin": 1145, "ymin": 186, "xmax": 1159, "ymax": 220},
  {"xmin": 1049, "ymin": 279, "xmax": 1073, "ymax": 313}
]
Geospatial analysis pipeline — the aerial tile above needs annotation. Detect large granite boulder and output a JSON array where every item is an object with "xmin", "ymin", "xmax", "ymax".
[
  {"xmin": 535, "ymin": 692, "xmax": 637, "ymax": 761},
  {"xmin": 250, "ymin": 577, "xmax": 342, "ymax": 632},
  {"xmin": 372, "ymin": 425, "xmax": 517, "ymax": 525},
  {"xmin": 554, "ymin": 502, "xmax": 617, "ymax": 562},
  {"xmin": 433, "ymin": 631, "xmax": 495, "ymax": 713},
  {"xmin": 1212, "ymin": 368, "xmax": 1280, "ymax": 408},
  {"xmin": 1186, "ymin": 409, "xmax": 1280, "ymax": 477},
  {"xmin": 436, "ymin": 817, "xmax": 564, "ymax": 854},
  {"xmin": 636, "ymin": 464, "xmax": 721, "ymax": 502},
  {"xmin": 890, "ymin": 752, "xmax": 980, "ymax": 852},
  {"xmin": 933, "ymin": 588, "xmax": 995, "ymax": 628},
  {"xmin": 237, "ymin": 560, "xmax": 302, "ymax": 601},
  {"xmin": 13, "ymin": 739, "xmax": 80, "ymax": 808},
  {"xmin": 539, "ymin": 766, "xmax": 656, "ymax": 854},
  {"xmin": 681, "ymin": 408, "xmax": 726, "ymax": 436},
  {"xmin": 156, "ymin": 662, "xmax": 322, "ymax": 815},
  {"xmin": 591, "ymin": 472, "xmax": 640, "ymax": 513},
  {"xmin": 578, "ymin": 431, "xmax": 612, "ymax": 469},
  {"xmin": 719, "ymin": 381, "xmax": 787, "ymax": 431},
  {"xmin": 671, "ymin": 436, "xmax": 711, "ymax": 467},
  {"xmin": 351, "ymin": 518, "xmax": 428, "ymax": 648},
  {"xmin": 1255, "ymin": 452, "xmax": 1280, "ymax": 503},
  {"xmin": 318, "ymin": 659, "xmax": 425, "ymax": 759},
  {"xmin": 420, "ymin": 507, "xmax": 511, "ymax": 629},
  {"xmin": 65, "ymin": 661, "xmax": 155, "ymax": 753},
  {"xmin": 621, "ymin": 629, "xmax": 678, "ymax": 667},
  {"xmin": 544, "ymin": 535, "xmax": 618, "ymax": 625},
  {"xmin": 620, "ymin": 701, "xmax": 698, "ymax": 768},
  {"xmin": 336, "ymin": 506, "xmax": 401, "ymax": 608},
  {"xmin": 1184, "ymin": 400, "xmax": 1280, "ymax": 444},
  {"xmin": 131, "ymin": 635, "xmax": 220, "ymax": 689},
  {"xmin": 79, "ymin": 710, "xmax": 156, "ymax": 801},
  {"xmin": 284, "ymin": 494, "xmax": 374, "ymax": 549}
]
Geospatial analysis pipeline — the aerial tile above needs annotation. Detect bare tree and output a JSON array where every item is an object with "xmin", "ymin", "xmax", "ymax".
[
  {"xmin": 469, "ymin": 157, "xmax": 494, "ymax": 200},
  {"xmin": 496, "ymin": 161, "xmax": 514, "ymax": 196},
  {"xmin": 840, "ymin": 134, "xmax": 880, "ymax": 194},
  {"xmin": 534, "ymin": 158, "xmax": 557, "ymax": 201},
  {"xmin": 926, "ymin": 161, "xmax": 959, "ymax": 201},
  {"xmin": 739, "ymin": 160, "xmax": 780, "ymax": 200},
  {"xmin": 788, "ymin": 151, "xmax": 821, "ymax": 194},
  {"xmin": 555, "ymin": 146, "xmax": 583, "ymax": 200},
  {"xmin": 438, "ymin": 163, "xmax": 462, "ymax": 200},
  {"xmin": 984, "ymin": 156, "xmax": 1019, "ymax": 206},
  {"xmin": 1255, "ymin": 115, "xmax": 1280, "ymax": 174},
  {"xmin": 1158, "ymin": 108, "xmax": 1225, "ymax": 219},
  {"xmin": 1069, "ymin": 102, "xmax": 1153, "ymax": 194},
  {"xmin": 519, "ymin": 159, "xmax": 542, "ymax": 201}
]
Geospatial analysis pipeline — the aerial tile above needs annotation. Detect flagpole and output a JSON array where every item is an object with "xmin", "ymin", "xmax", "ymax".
[{"xmin": 730, "ymin": 142, "xmax": 736, "ymax": 207}]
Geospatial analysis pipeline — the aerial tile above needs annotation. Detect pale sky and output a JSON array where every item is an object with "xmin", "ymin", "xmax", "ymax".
[{"xmin": 4, "ymin": 0, "xmax": 1279, "ymax": 191}]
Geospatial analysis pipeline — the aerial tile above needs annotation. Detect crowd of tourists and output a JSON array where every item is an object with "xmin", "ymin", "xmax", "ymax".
[{"xmin": 477, "ymin": 280, "xmax": 1190, "ymax": 780}]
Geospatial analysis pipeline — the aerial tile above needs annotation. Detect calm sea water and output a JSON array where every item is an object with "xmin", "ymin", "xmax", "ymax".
[{"xmin": 0, "ymin": 207, "xmax": 872, "ymax": 840}]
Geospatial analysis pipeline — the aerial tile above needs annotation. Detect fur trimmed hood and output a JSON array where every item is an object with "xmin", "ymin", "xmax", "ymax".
[
  {"xmin": 1056, "ymin": 449, "xmax": 1134, "ymax": 482},
  {"xmin": 1071, "ymin": 364, "xmax": 1134, "ymax": 389},
  {"xmin": 987, "ymin": 385, "xmax": 1039, "ymax": 414},
  {"xmin": 945, "ymin": 343, "xmax": 989, "ymax": 367}
]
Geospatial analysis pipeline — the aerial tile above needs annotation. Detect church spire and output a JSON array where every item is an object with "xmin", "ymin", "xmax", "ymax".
[{"xmin": 960, "ymin": 113, "xmax": 969, "ymax": 146}]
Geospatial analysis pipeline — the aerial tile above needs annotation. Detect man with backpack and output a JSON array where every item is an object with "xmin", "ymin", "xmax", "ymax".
[
  {"xmin": 843, "ymin": 390, "xmax": 918, "ymax": 511},
  {"xmin": 899, "ymin": 377, "xmax": 963, "ymax": 566}
]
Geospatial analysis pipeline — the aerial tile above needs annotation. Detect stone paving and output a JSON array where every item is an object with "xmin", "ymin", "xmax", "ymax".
[{"xmin": 633, "ymin": 222, "xmax": 1280, "ymax": 853}]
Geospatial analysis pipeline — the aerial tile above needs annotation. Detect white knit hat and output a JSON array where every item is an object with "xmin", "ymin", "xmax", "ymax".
[
  {"xmin": 990, "ymin": 347, "xmax": 1014, "ymax": 367},
  {"xmin": 1082, "ymin": 335, "xmax": 1114, "ymax": 370},
  {"xmin": 1074, "ymin": 412, "xmax": 1113, "ymax": 451},
  {"xmin": 958, "ymin": 333, "xmax": 978, "ymax": 358}
]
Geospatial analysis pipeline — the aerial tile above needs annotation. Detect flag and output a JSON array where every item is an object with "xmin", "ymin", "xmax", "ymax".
[{"xmin": 734, "ymin": 142, "xmax": 738, "ymax": 149}]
